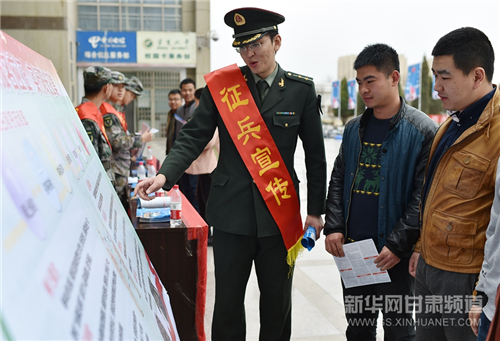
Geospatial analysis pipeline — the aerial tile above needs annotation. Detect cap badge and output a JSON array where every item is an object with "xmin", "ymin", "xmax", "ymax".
[{"xmin": 234, "ymin": 13, "xmax": 246, "ymax": 26}]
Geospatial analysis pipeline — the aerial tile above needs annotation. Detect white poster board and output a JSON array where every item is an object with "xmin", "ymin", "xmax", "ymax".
[{"xmin": 0, "ymin": 30, "xmax": 179, "ymax": 341}]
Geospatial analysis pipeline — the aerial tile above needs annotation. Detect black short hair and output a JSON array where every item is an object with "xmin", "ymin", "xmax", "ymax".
[
  {"xmin": 194, "ymin": 88, "xmax": 204, "ymax": 100},
  {"xmin": 168, "ymin": 89, "xmax": 181, "ymax": 96},
  {"xmin": 354, "ymin": 43, "xmax": 400, "ymax": 77},
  {"xmin": 84, "ymin": 85, "xmax": 105, "ymax": 97},
  {"xmin": 268, "ymin": 30, "xmax": 279, "ymax": 41},
  {"xmin": 432, "ymin": 27, "xmax": 494, "ymax": 83},
  {"xmin": 180, "ymin": 78, "xmax": 196, "ymax": 89}
]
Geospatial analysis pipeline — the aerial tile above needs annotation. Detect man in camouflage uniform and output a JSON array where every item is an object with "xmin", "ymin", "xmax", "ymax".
[
  {"xmin": 123, "ymin": 76, "xmax": 143, "ymax": 106},
  {"xmin": 76, "ymin": 66, "xmax": 117, "ymax": 184},
  {"xmin": 124, "ymin": 77, "xmax": 148, "ymax": 174},
  {"xmin": 101, "ymin": 72, "xmax": 152, "ymax": 208}
]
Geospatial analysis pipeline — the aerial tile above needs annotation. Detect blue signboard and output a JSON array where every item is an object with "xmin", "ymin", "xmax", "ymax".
[
  {"xmin": 331, "ymin": 80, "xmax": 340, "ymax": 109},
  {"xmin": 431, "ymin": 76, "xmax": 440, "ymax": 100},
  {"xmin": 405, "ymin": 63, "xmax": 421, "ymax": 102},
  {"xmin": 77, "ymin": 31, "xmax": 137, "ymax": 63},
  {"xmin": 347, "ymin": 79, "xmax": 357, "ymax": 110}
]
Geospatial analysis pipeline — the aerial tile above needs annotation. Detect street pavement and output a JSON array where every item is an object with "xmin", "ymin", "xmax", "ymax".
[{"xmin": 148, "ymin": 136, "xmax": 384, "ymax": 341}]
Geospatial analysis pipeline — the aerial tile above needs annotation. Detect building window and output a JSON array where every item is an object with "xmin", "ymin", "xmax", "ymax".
[
  {"xmin": 100, "ymin": 6, "xmax": 120, "ymax": 30},
  {"xmin": 143, "ymin": 7, "xmax": 162, "ymax": 31},
  {"xmin": 121, "ymin": 6, "xmax": 141, "ymax": 30},
  {"xmin": 164, "ymin": 7, "xmax": 181, "ymax": 31},
  {"xmin": 77, "ymin": 0, "xmax": 181, "ymax": 31},
  {"xmin": 78, "ymin": 5, "xmax": 98, "ymax": 30}
]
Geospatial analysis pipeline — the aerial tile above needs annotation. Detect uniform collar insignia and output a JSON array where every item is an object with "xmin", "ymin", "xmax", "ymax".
[{"xmin": 278, "ymin": 78, "xmax": 284, "ymax": 87}]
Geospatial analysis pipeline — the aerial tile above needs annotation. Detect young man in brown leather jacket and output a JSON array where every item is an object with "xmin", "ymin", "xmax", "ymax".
[{"xmin": 409, "ymin": 27, "xmax": 499, "ymax": 341}]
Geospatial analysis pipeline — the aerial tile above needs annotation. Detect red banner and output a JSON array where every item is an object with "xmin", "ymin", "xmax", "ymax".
[{"xmin": 204, "ymin": 64, "xmax": 303, "ymax": 264}]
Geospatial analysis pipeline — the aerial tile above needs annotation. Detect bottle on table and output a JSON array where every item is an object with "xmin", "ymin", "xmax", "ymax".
[
  {"xmin": 144, "ymin": 146, "xmax": 156, "ymax": 177},
  {"xmin": 147, "ymin": 159, "xmax": 156, "ymax": 178},
  {"xmin": 170, "ymin": 185, "xmax": 182, "ymax": 227},
  {"xmin": 137, "ymin": 161, "xmax": 146, "ymax": 180},
  {"xmin": 145, "ymin": 146, "xmax": 153, "ymax": 163}
]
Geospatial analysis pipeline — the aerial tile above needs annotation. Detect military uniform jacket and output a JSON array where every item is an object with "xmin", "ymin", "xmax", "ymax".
[
  {"xmin": 158, "ymin": 64, "xmax": 327, "ymax": 237},
  {"xmin": 76, "ymin": 100, "xmax": 114, "ymax": 182},
  {"xmin": 101, "ymin": 102, "xmax": 141, "ymax": 178}
]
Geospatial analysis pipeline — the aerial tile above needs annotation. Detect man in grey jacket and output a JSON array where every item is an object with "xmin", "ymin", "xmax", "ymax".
[{"xmin": 469, "ymin": 156, "xmax": 500, "ymax": 340}]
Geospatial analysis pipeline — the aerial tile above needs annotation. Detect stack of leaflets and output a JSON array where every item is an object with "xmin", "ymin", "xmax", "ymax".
[
  {"xmin": 136, "ymin": 195, "xmax": 171, "ymax": 223},
  {"xmin": 136, "ymin": 207, "xmax": 170, "ymax": 223}
]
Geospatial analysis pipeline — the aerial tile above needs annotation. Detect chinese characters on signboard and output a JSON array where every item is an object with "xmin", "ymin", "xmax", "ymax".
[
  {"xmin": 136, "ymin": 32, "xmax": 196, "ymax": 66},
  {"xmin": 77, "ymin": 31, "xmax": 137, "ymax": 63},
  {"xmin": 77, "ymin": 31, "xmax": 196, "ymax": 66}
]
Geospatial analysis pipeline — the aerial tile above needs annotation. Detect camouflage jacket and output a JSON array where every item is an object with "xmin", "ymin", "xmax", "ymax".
[
  {"xmin": 102, "ymin": 103, "xmax": 141, "ymax": 178},
  {"xmin": 76, "ymin": 99, "xmax": 114, "ymax": 183}
]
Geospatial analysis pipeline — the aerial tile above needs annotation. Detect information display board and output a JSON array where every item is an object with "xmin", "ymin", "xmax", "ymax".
[{"xmin": 1, "ymin": 31, "xmax": 179, "ymax": 341}]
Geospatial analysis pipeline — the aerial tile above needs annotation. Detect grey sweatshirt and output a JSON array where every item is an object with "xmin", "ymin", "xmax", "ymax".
[{"xmin": 476, "ymin": 157, "xmax": 500, "ymax": 320}]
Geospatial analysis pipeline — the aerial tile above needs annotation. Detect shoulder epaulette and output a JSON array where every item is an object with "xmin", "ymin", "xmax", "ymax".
[{"xmin": 284, "ymin": 71, "xmax": 314, "ymax": 84}]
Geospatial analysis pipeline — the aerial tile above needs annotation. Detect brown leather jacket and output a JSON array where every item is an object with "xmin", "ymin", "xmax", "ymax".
[{"xmin": 415, "ymin": 87, "xmax": 500, "ymax": 273}]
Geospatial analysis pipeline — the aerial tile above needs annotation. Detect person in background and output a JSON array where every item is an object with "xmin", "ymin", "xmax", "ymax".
[
  {"xmin": 193, "ymin": 87, "xmax": 203, "ymax": 107},
  {"xmin": 175, "ymin": 78, "xmax": 199, "ymax": 212},
  {"xmin": 165, "ymin": 89, "xmax": 182, "ymax": 155},
  {"xmin": 123, "ymin": 76, "xmax": 143, "ymax": 107},
  {"xmin": 134, "ymin": 7, "xmax": 326, "ymax": 340},
  {"xmin": 185, "ymin": 87, "xmax": 219, "ymax": 245},
  {"xmin": 102, "ymin": 72, "xmax": 152, "ymax": 210},
  {"xmin": 124, "ymin": 76, "xmax": 147, "ymax": 175},
  {"xmin": 409, "ymin": 27, "xmax": 499, "ymax": 341},
  {"xmin": 469, "ymin": 157, "xmax": 500, "ymax": 340},
  {"xmin": 324, "ymin": 43, "xmax": 437, "ymax": 340},
  {"xmin": 75, "ymin": 66, "xmax": 116, "ymax": 184}
]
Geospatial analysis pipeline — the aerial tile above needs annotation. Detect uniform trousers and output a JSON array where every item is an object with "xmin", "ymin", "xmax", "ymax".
[
  {"xmin": 114, "ymin": 174, "xmax": 129, "ymax": 214},
  {"xmin": 211, "ymin": 228, "xmax": 293, "ymax": 341},
  {"xmin": 178, "ymin": 173, "xmax": 199, "ymax": 212},
  {"xmin": 196, "ymin": 173, "xmax": 211, "ymax": 222}
]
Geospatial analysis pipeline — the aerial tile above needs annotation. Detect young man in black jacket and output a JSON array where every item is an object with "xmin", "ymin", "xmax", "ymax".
[{"xmin": 324, "ymin": 43, "xmax": 437, "ymax": 341}]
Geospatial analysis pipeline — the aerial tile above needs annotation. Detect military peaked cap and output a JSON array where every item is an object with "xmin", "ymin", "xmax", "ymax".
[{"xmin": 224, "ymin": 7, "xmax": 285, "ymax": 47}]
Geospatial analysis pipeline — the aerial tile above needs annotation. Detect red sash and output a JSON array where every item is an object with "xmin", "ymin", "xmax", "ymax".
[
  {"xmin": 101, "ymin": 101, "xmax": 128, "ymax": 131},
  {"xmin": 75, "ymin": 101, "xmax": 111, "ymax": 147},
  {"xmin": 205, "ymin": 64, "xmax": 303, "ymax": 266}
]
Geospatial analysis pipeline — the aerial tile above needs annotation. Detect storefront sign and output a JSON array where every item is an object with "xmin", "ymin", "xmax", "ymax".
[
  {"xmin": 136, "ymin": 31, "xmax": 196, "ymax": 66},
  {"xmin": 77, "ymin": 31, "xmax": 137, "ymax": 63}
]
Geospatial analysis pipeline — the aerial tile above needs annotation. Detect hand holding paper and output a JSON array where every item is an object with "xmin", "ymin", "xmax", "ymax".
[
  {"xmin": 333, "ymin": 239, "xmax": 391, "ymax": 288},
  {"xmin": 141, "ymin": 130, "xmax": 153, "ymax": 143}
]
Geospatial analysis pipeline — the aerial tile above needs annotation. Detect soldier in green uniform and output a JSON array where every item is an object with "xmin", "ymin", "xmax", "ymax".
[
  {"xmin": 135, "ymin": 7, "xmax": 326, "ymax": 340},
  {"xmin": 102, "ymin": 72, "xmax": 152, "ymax": 209},
  {"xmin": 76, "ymin": 66, "xmax": 117, "ymax": 184}
]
